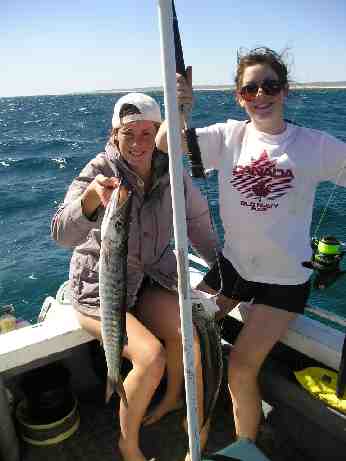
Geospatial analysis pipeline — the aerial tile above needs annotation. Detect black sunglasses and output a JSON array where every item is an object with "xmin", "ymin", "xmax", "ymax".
[{"xmin": 239, "ymin": 79, "xmax": 284, "ymax": 101}]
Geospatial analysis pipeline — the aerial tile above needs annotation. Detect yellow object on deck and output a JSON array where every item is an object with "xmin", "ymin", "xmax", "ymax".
[{"xmin": 295, "ymin": 367, "xmax": 346, "ymax": 414}]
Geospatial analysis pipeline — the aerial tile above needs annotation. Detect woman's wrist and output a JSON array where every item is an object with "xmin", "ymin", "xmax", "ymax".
[{"xmin": 81, "ymin": 188, "xmax": 101, "ymax": 220}]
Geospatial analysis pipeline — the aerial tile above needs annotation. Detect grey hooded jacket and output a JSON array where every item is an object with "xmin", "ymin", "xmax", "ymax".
[{"xmin": 51, "ymin": 143, "xmax": 218, "ymax": 317}]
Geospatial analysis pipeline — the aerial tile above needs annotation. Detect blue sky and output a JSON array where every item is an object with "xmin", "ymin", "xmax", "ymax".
[{"xmin": 1, "ymin": 0, "xmax": 346, "ymax": 97}]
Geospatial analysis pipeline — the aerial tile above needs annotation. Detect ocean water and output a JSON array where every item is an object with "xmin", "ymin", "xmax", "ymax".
[{"xmin": 1, "ymin": 90, "xmax": 346, "ymax": 328}]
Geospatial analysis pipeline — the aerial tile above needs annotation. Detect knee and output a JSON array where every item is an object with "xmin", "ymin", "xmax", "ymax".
[
  {"xmin": 75, "ymin": 310, "xmax": 102, "ymax": 340},
  {"xmin": 139, "ymin": 340, "xmax": 166, "ymax": 380},
  {"xmin": 227, "ymin": 349, "xmax": 258, "ymax": 392}
]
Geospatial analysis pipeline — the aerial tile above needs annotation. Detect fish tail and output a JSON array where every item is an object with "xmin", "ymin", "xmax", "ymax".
[
  {"xmin": 105, "ymin": 377, "xmax": 128, "ymax": 408},
  {"xmin": 192, "ymin": 303, "xmax": 223, "ymax": 427},
  {"xmin": 105, "ymin": 376, "xmax": 116, "ymax": 404}
]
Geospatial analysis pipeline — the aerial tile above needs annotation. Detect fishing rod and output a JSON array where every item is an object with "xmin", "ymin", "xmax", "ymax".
[
  {"xmin": 171, "ymin": 0, "xmax": 205, "ymax": 179},
  {"xmin": 302, "ymin": 159, "xmax": 346, "ymax": 289},
  {"xmin": 157, "ymin": 1, "xmax": 201, "ymax": 460},
  {"xmin": 302, "ymin": 236, "xmax": 346, "ymax": 290},
  {"xmin": 172, "ymin": 1, "xmax": 225, "ymax": 305},
  {"xmin": 302, "ymin": 235, "xmax": 346, "ymax": 400}
]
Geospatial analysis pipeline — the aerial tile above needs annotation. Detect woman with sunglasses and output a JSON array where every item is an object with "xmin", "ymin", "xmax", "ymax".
[{"xmin": 157, "ymin": 46, "xmax": 346, "ymax": 445}]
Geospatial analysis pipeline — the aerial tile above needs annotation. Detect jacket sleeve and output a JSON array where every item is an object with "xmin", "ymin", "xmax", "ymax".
[
  {"xmin": 184, "ymin": 172, "xmax": 220, "ymax": 267},
  {"xmin": 51, "ymin": 155, "xmax": 106, "ymax": 248}
]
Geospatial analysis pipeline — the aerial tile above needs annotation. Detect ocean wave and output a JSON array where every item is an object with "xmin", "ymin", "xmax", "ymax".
[
  {"xmin": 0, "ymin": 136, "xmax": 91, "ymax": 149},
  {"xmin": 51, "ymin": 157, "xmax": 67, "ymax": 168},
  {"xmin": 0, "ymin": 155, "xmax": 71, "ymax": 171},
  {"xmin": 0, "ymin": 158, "xmax": 15, "ymax": 168},
  {"xmin": 23, "ymin": 119, "xmax": 48, "ymax": 125}
]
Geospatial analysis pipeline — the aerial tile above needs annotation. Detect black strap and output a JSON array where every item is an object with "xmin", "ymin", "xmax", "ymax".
[{"xmin": 186, "ymin": 128, "xmax": 206, "ymax": 178}]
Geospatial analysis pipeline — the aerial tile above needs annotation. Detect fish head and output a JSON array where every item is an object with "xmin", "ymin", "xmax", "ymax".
[{"xmin": 101, "ymin": 184, "xmax": 132, "ymax": 246}]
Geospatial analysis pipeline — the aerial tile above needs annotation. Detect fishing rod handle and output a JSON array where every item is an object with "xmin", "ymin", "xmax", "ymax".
[{"xmin": 185, "ymin": 128, "xmax": 206, "ymax": 179}]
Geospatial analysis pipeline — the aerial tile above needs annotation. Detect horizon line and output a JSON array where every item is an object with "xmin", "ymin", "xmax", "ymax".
[{"xmin": 2, "ymin": 80, "xmax": 346, "ymax": 99}]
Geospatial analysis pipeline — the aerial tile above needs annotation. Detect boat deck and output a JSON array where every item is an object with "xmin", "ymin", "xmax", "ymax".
[{"xmin": 17, "ymin": 378, "xmax": 304, "ymax": 461}]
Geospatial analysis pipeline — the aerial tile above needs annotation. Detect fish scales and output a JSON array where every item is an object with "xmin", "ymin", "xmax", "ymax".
[
  {"xmin": 192, "ymin": 302, "xmax": 223, "ymax": 427},
  {"xmin": 99, "ymin": 183, "xmax": 132, "ymax": 406},
  {"xmin": 206, "ymin": 314, "xmax": 223, "ymax": 417}
]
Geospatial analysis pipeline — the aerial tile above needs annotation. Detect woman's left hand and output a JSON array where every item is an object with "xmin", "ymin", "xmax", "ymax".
[{"xmin": 177, "ymin": 66, "xmax": 193, "ymax": 109}]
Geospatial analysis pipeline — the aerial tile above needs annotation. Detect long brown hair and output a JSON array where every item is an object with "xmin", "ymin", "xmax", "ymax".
[{"xmin": 235, "ymin": 47, "xmax": 289, "ymax": 91}]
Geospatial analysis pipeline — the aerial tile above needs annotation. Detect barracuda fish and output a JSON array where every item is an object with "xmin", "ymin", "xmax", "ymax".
[
  {"xmin": 192, "ymin": 301, "xmax": 223, "ymax": 427},
  {"xmin": 99, "ymin": 182, "xmax": 132, "ymax": 407}
]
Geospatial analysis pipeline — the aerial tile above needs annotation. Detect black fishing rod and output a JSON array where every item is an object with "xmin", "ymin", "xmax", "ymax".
[
  {"xmin": 171, "ymin": 1, "xmax": 228, "ymax": 320},
  {"xmin": 172, "ymin": 0, "xmax": 205, "ymax": 179}
]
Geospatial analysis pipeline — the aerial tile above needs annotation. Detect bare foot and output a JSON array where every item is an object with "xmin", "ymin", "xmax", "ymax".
[
  {"xmin": 142, "ymin": 398, "xmax": 184, "ymax": 426},
  {"xmin": 118, "ymin": 437, "xmax": 148, "ymax": 461}
]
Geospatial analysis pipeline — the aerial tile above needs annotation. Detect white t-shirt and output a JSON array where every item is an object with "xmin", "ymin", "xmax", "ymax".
[{"xmin": 196, "ymin": 120, "xmax": 346, "ymax": 285}]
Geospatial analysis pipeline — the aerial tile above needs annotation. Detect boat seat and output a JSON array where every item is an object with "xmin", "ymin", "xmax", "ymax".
[{"xmin": 0, "ymin": 294, "xmax": 93, "ymax": 379}]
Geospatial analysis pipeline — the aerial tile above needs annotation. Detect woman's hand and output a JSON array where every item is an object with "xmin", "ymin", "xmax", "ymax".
[
  {"xmin": 177, "ymin": 66, "xmax": 193, "ymax": 109},
  {"xmin": 155, "ymin": 66, "xmax": 193, "ymax": 154},
  {"xmin": 81, "ymin": 175, "xmax": 119, "ymax": 219}
]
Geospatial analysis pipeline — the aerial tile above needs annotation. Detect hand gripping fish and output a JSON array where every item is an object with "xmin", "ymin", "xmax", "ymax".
[
  {"xmin": 191, "ymin": 300, "xmax": 223, "ymax": 428},
  {"xmin": 99, "ymin": 181, "xmax": 133, "ymax": 407}
]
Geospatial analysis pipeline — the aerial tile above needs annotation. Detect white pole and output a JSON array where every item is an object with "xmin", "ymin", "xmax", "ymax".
[{"xmin": 157, "ymin": 1, "xmax": 200, "ymax": 460}]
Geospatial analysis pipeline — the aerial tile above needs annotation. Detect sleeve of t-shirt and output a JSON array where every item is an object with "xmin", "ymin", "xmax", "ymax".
[
  {"xmin": 195, "ymin": 123, "xmax": 225, "ymax": 171},
  {"xmin": 320, "ymin": 132, "xmax": 346, "ymax": 187}
]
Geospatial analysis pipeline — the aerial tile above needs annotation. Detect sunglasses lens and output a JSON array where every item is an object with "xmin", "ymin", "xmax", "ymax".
[
  {"xmin": 261, "ymin": 80, "xmax": 283, "ymax": 96},
  {"xmin": 240, "ymin": 83, "xmax": 259, "ymax": 101},
  {"xmin": 239, "ymin": 80, "xmax": 283, "ymax": 101}
]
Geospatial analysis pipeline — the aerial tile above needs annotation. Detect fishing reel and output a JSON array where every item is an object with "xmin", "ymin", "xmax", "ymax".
[{"xmin": 302, "ymin": 236, "xmax": 346, "ymax": 289}]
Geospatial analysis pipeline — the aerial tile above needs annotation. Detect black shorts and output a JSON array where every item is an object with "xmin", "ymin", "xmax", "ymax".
[{"xmin": 203, "ymin": 253, "xmax": 310, "ymax": 314}]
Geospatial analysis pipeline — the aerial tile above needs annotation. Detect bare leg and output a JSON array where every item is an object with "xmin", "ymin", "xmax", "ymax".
[
  {"xmin": 197, "ymin": 282, "xmax": 298, "ymax": 442},
  {"xmin": 136, "ymin": 287, "xmax": 184, "ymax": 425},
  {"xmin": 136, "ymin": 287, "xmax": 207, "ymax": 458},
  {"xmin": 75, "ymin": 311, "xmax": 165, "ymax": 461},
  {"xmin": 228, "ymin": 304, "xmax": 296, "ymax": 441},
  {"xmin": 144, "ymin": 336, "xmax": 185, "ymax": 424},
  {"xmin": 136, "ymin": 287, "xmax": 204, "ymax": 432}
]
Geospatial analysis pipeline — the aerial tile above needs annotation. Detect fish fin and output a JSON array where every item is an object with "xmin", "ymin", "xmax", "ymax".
[
  {"xmin": 116, "ymin": 380, "xmax": 128, "ymax": 408},
  {"xmin": 105, "ymin": 377, "xmax": 116, "ymax": 404},
  {"xmin": 105, "ymin": 377, "xmax": 128, "ymax": 408}
]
